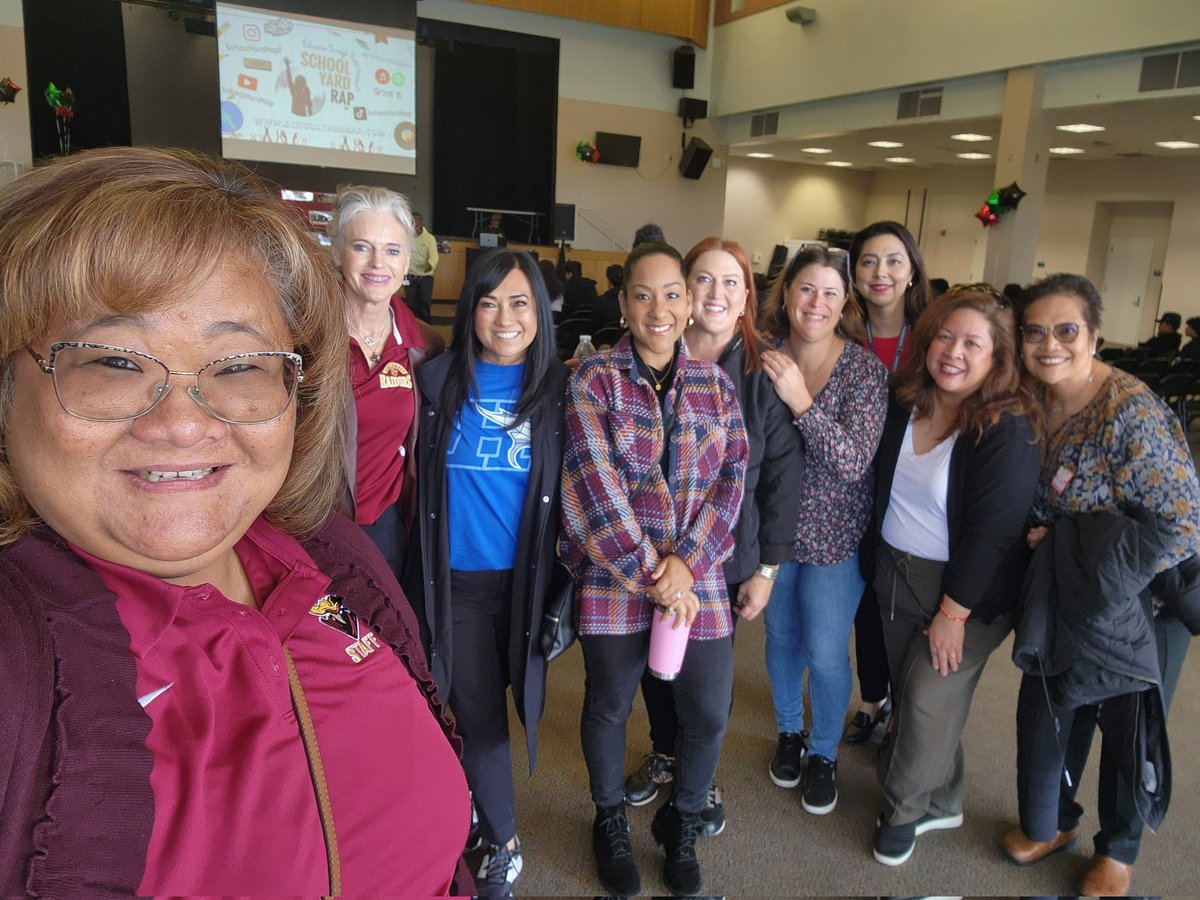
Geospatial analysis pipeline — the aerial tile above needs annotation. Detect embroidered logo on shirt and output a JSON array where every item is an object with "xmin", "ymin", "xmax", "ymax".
[
  {"xmin": 308, "ymin": 594, "xmax": 383, "ymax": 664},
  {"xmin": 378, "ymin": 360, "xmax": 412, "ymax": 390}
]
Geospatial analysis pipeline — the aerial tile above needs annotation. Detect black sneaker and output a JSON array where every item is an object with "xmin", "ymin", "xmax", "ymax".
[
  {"xmin": 593, "ymin": 804, "xmax": 641, "ymax": 896},
  {"xmin": 801, "ymin": 755, "xmax": 838, "ymax": 815},
  {"xmin": 475, "ymin": 837, "xmax": 522, "ymax": 897},
  {"xmin": 915, "ymin": 809, "xmax": 964, "ymax": 835},
  {"xmin": 873, "ymin": 817, "xmax": 916, "ymax": 866},
  {"xmin": 651, "ymin": 802, "xmax": 703, "ymax": 896},
  {"xmin": 769, "ymin": 731, "xmax": 807, "ymax": 788},
  {"xmin": 697, "ymin": 783, "xmax": 725, "ymax": 837},
  {"xmin": 623, "ymin": 751, "xmax": 675, "ymax": 806}
]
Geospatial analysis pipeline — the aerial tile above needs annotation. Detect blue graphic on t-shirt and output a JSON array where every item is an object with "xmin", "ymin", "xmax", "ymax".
[{"xmin": 447, "ymin": 362, "xmax": 530, "ymax": 570}]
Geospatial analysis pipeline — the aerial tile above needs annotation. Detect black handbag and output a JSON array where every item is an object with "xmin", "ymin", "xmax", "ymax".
[{"xmin": 540, "ymin": 559, "xmax": 578, "ymax": 661}]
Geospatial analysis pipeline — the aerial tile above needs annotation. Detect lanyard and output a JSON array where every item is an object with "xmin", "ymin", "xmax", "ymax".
[{"xmin": 865, "ymin": 320, "xmax": 909, "ymax": 373}]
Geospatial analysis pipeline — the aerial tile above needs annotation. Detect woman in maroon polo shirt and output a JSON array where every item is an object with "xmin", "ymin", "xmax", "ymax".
[
  {"xmin": 0, "ymin": 148, "xmax": 470, "ymax": 897},
  {"xmin": 328, "ymin": 185, "xmax": 438, "ymax": 576}
]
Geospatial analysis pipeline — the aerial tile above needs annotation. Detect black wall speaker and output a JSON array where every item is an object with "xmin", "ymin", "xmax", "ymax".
[
  {"xmin": 679, "ymin": 137, "xmax": 712, "ymax": 180},
  {"xmin": 678, "ymin": 97, "xmax": 708, "ymax": 122},
  {"xmin": 553, "ymin": 203, "xmax": 575, "ymax": 242},
  {"xmin": 672, "ymin": 45, "xmax": 695, "ymax": 90}
]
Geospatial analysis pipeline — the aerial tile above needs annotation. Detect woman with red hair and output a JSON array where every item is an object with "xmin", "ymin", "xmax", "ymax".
[{"xmin": 621, "ymin": 237, "xmax": 805, "ymax": 836}]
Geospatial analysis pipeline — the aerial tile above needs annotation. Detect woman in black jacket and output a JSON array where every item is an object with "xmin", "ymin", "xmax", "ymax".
[
  {"xmin": 869, "ymin": 287, "xmax": 1040, "ymax": 867},
  {"xmin": 410, "ymin": 249, "xmax": 568, "ymax": 896},
  {"xmin": 622, "ymin": 237, "xmax": 805, "ymax": 834}
]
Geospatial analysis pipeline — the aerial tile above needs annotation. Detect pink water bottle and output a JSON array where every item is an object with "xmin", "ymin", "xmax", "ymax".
[{"xmin": 648, "ymin": 604, "xmax": 691, "ymax": 680}]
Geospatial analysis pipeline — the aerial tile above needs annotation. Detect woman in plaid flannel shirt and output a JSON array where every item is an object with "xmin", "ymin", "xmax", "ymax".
[{"xmin": 560, "ymin": 242, "xmax": 748, "ymax": 897}]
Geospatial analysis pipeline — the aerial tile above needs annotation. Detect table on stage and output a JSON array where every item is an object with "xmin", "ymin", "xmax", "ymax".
[{"xmin": 468, "ymin": 206, "xmax": 542, "ymax": 243}]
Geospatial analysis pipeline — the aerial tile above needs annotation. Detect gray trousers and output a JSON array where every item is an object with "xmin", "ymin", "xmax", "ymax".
[{"xmin": 875, "ymin": 541, "xmax": 1012, "ymax": 825}]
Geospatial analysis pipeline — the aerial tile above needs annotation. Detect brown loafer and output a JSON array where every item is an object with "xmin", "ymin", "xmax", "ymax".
[
  {"xmin": 1002, "ymin": 826, "xmax": 1080, "ymax": 865},
  {"xmin": 1079, "ymin": 854, "xmax": 1133, "ymax": 897}
]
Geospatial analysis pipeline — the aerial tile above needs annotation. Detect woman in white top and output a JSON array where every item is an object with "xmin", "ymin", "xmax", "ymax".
[{"xmin": 868, "ymin": 286, "xmax": 1040, "ymax": 866}]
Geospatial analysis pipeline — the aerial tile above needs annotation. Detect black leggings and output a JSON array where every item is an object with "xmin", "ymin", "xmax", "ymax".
[{"xmin": 581, "ymin": 631, "xmax": 732, "ymax": 814}]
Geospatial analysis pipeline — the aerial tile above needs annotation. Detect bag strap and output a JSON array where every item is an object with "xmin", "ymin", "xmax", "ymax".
[{"xmin": 284, "ymin": 646, "xmax": 342, "ymax": 897}]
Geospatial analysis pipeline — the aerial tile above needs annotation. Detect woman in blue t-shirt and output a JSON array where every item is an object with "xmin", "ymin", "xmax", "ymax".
[{"xmin": 410, "ymin": 249, "xmax": 568, "ymax": 896}]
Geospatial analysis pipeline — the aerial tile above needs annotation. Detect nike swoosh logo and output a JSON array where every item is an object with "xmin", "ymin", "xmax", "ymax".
[{"xmin": 137, "ymin": 683, "xmax": 174, "ymax": 708}]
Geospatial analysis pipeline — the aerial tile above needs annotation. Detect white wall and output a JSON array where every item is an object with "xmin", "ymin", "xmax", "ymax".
[
  {"xmin": 723, "ymin": 157, "xmax": 870, "ymax": 272},
  {"xmin": 558, "ymin": 98, "xmax": 726, "ymax": 253},
  {"xmin": 711, "ymin": 0, "xmax": 1200, "ymax": 116}
]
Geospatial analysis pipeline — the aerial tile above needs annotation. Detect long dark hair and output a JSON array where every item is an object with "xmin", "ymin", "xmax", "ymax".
[
  {"xmin": 893, "ymin": 288, "xmax": 1040, "ymax": 442},
  {"xmin": 849, "ymin": 221, "xmax": 932, "ymax": 326},
  {"xmin": 761, "ymin": 245, "xmax": 865, "ymax": 344},
  {"xmin": 444, "ymin": 249, "xmax": 557, "ymax": 429}
]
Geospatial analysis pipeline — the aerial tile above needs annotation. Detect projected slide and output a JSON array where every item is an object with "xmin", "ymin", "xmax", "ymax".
[{"xmin": 216, "ymin": 3, "xmax": 416, "ymax": 175}]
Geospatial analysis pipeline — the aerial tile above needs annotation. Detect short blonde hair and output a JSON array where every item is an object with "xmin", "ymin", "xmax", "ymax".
[
  {"xmin": 327, "ymin": 184, "xmax": 415, "ymax": 257},
  {"xmin": 0, "ymin": 146, "xmax": 349, "ymax": 544}
]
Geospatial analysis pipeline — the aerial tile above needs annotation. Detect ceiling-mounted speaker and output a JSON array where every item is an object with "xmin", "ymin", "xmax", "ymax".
[
  {"xmin": 672, "ymin": 45, "xmax": 695, "ymax": 90},
  {"xmin": 679, "ymin": 137, "xmax": 712, "ymax": 180}
]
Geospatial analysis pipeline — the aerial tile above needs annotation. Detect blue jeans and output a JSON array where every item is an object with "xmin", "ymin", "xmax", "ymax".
[{"xmin": 764, "ymin": 556, "xmax": 864, "ymax": 760}]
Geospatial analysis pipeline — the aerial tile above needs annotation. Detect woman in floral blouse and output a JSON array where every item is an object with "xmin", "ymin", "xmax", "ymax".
[
  {"xmin": 759, "ymin": 246, "xmax": 888, "ymax": 817},
  {"xmin": 1005, "ymin": 273, "xmax": 1200, "ymax": 897}
]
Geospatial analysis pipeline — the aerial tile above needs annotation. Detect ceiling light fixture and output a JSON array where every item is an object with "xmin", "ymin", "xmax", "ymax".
[
  {"xmin": 950, "ymin": 133, "xmax": 991, "ymax": 142},
  {"xmin": 867, "ymin": 140, "xmax": 903, "ymax": 148},
  {"xmin": 746, "ymin": 152, "xmax": 775, "ymax": 158},
  {"xmin": 956, "ymin": 152, "xmax": 991, "ymax": 160},
  {"xmin": 800, "ymin": 147, "xmax": 833, "ymax": 154},
  {"xmin": 1155, "ymin": 140, "xmax": 1199, "ymax": 149},
  {"xmin": 1049, "ymin": 147, "xmax": 1085, "ymax": 154},
  {"xmin": 1056, "ymin": 123, "xmax": 1105, "ymax": 133},
  {"xmin": 825, "ymin": 160, "xmax": 853, "ymax": 167},
  {"xmin": 885, "ymin": 156, "xmax": 915, "ymax": 163}
]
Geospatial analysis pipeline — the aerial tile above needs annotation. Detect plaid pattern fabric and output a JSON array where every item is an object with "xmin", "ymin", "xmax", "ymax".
[{"xmin": 560, "ymin": 336, "xmax": 748, "ymax": 639}]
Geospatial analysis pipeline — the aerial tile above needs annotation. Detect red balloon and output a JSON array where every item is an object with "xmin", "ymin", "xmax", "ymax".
[{"xmin": 975, "ymin": 202, "xmax": 998, "ymax": 227}]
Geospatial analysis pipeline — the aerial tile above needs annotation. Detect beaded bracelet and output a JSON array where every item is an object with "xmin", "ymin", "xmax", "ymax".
[{"xmin": 939, "ymin": 602, "xmax": 968, "ymax": 623}]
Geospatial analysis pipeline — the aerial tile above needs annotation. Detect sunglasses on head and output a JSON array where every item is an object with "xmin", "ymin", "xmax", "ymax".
[{"xmin": 1020, "ymin": 323, "xmax": 1081, "ymax": 344}]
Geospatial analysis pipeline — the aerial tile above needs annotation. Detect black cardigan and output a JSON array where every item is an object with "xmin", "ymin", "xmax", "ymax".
[
  {"xmin": 408, "ymin": 352, "xmax": 568, "ymax": 772},
  {"xmin": 872, "ymin": 397, "xmax": 1040, "ymax": 623},
  {"xmin": 716, "ymin": 336, "xmax": 804, "ymax": 583}
]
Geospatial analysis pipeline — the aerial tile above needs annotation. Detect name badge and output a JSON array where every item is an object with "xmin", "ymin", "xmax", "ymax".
[{"xmin": 1051, "ymin": 465, "xmax": 1074, "ymax": 494}]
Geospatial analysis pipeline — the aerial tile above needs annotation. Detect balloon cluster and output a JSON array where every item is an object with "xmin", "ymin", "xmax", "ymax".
[
  {"xmin": 45, "ymin": 82, "xmax": 75, "ymax": 156},
  {"xmin": 576, "ymin": 140, "xmax": 600, "ymax": 164},
  {"xmin": 975, "ymin": 182, "xmax": 1027, "ymax": 227},
  {"xmin": 0, "ymin": 77, "xmax": 21, "ymax": 104}
]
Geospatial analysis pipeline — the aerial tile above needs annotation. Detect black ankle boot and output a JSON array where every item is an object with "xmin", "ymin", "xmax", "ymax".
[
  {"xmin": 593, "ymin": 803, "xmax": 640, "ymax": 896},
  {"xmin": 651, "ymin": 802, "xmax": 702, "ymax": 895}
]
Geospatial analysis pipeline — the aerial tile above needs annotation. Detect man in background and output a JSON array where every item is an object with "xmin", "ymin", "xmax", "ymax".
[{"xmin": 406, "ymin": 212, "xmax": 439, "ymax": 323}]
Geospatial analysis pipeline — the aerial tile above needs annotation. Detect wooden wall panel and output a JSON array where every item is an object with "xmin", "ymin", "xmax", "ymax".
[{"xmin": 464, "ymin": 0, "xmax": 707, "ymax": 47}]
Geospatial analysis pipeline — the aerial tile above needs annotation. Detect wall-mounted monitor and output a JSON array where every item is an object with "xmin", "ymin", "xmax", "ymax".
[{"xmin": 595, "ymin": 131, "xmax": 641, "ymax": 168}]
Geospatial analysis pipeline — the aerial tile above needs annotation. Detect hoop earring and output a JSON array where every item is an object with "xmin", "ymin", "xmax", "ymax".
[
  {"xmin": 619, "ymin": 315, "xmax": 626, "ymax": 328},
  {"xmin": 687, "ymin": 316, "xmax": 694, "ymax": 327}
]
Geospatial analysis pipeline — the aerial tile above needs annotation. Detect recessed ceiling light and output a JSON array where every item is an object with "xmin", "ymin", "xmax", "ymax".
[
  {"xmin": 825, "ymin": 160, "xmax": 853, "ymax": 167},
  {"xmin": 800, "ymin": 147, "xmax": 833, "ymax": 154},
  {"xmin": 950, "ymin": 133, "xmax": 991, "ymax": 142},
  {"xmin": 1155, "ymin": 140, "xmax": 1199, "ymax": 149},
  {"xmin": 745, "ymin": 152, "xmax": 775, "ymax": 158},
  {"xmin": 956, "ymin": 152, "xmax": 991, "ymax": 160},
  {"xmin": 1049, "ymin": 147, "xmax": 1085, "ymax": 155},
  {"xmin": 1194, "ymin": 114, "xmax": 1200, "ymax": 121},
  {"xmin": 885, "ymin": 157, "xmax": 915, "ymax": 163},
  {"xmin": 868, "ymin": 140, "xmax": 903, "ymax": 148},
  {"xmin": 1056, "ymin": 123, "xmax": 1105, "ymax": 133}
]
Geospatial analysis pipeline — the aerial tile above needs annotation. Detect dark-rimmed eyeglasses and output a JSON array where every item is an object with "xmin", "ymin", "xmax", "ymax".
[
  {"xmin": 1019, "ymin": 323, "xmax": 1082, "ymax": 344},
  {"xmin": 27, "ymin": 342, "xmax": 304, "ymax": 424}
]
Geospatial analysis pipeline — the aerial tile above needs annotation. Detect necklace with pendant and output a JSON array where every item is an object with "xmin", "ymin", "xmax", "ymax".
[
  {"xmin": 647, "ymin": 363, "xmax": 671, "ymax": 392},
  {"xmin": 354, "ymin": 317, "xmax": 391, "ymax": 366}
]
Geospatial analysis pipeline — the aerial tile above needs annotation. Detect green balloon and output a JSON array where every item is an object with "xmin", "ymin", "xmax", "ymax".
[{"xmin": 987, "ymin": 189, "xmax": 1001, "ymax": 206}]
